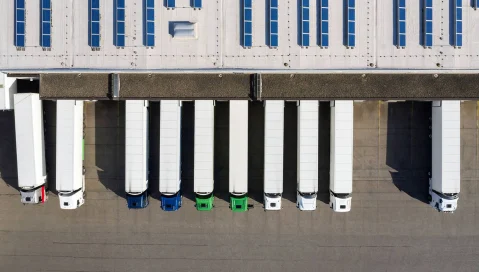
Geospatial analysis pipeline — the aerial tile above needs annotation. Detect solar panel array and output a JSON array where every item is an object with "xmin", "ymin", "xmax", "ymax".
[
  {"xmin": 191, "ymin": 0, "xmax": 202, "ymax": 9},
  {"xmin": 41, "ymin": 0, "xmax": 52, "ymax": 49},
  {"xmin": 243, "ymin": 0, "xmax": 253, "ymax": 48},
  {"xmin": 89, "ymin": 0, "xmax": 101, "ymax": 49},
  {"xmin": 319, "ymin": 0, "xmax": 329, "ymax": 48},
  {"xmin": 453, "ymin": 0, "xmax": 462, "ymax": 48},
  {"xmin": 346, "ymin": 0, "xmax": 355, "ymax": 48},
  {"xmin": 14, "ymin": 0, "xmax": 25, "ymax": 48},
  {"xmin": 396, "ymin": 0, "xmax": 406, "ymax": 48},
  {"xmin": 269, "ymin": 0, "xmax": 279, "ymax": 48},
  {"xmin": 166, "ymin": 0, "xmax": 175, "ymax": 9},
  {"xmin": 474, "ymin": 0, "xmax": 478, "ymax": 10},
  {"xmin": 300, "ymin": 0, "xmax": 310, "ymax": 47},
  {"xmin": 423, "ymin": 0, "xmax": 433, "ymax": 48},
  {"xmin": 115, "ymin": 0, "xmax": 126, "ymax": 48},
  {"xmin": 144, "ymin": 0, "xmax": 155, "ymax": 47}
]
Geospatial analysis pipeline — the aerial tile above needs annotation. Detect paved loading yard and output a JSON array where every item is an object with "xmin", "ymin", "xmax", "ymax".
[{"xmin": 0, "ymin": 100, "xmax": 478, "ymax": 272}]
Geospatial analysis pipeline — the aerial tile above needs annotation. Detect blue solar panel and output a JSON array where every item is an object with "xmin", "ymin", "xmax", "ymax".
[
  {"xmin": 346, "ymin": 0, "xmax": 355, "ymax": 48},
  {"xmin": 453, "ymin": 0, "xmax": 462, "ymax": 48},
  {"xmin": 166, "ymin": 0, "xmax": 175, "ymax": 9},
  {"xmin": 423, "ymin": 0, "xmax": 433, "ymax": 48},
  {"xmin": 41, "ymin": 0, "xmax": 52, "ymax": 48},
  {"xmin": 191, "ymin": 0, "xmax": 202, "ymax": 9},
  {"xmin": 396, "ymin": 0, "xmax": 406, "ymax": 48},
  {"xmin": 300, "ymin": 0, "xmax": 310, "ymax": 47},
  {"xmin": 269, "ymin": 0, "xmax": 279, "ymax": 48},
  {"xmin": 319, "ymin": 0, "xmax": 328, "ymax": 48},
  {"xmin": 15, "ymin": 0, "xmax": 25, "ymax": 48},
  {"xmin": 115, "ymin": 0, "xmax": 126, "ymax": 47},
  {"xmin": 89, "ymin": 0, "xmax": 101, "ymax": 49},
  {"xmin": 242, "ymin": 0, "xmax": 253, "ymax": 48},
  {"xmin": 144, "ymin": 0, "xmax": 155, "ymax": 47},
  {"xmin": 474, "ymin": 0, "xmax": 478, "ymax": 10}
]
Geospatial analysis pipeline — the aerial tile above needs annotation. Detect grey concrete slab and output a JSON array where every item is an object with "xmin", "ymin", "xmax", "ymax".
[{"xmin": 0, "ymin": 100, "xmax": 478, "ymax": 272}]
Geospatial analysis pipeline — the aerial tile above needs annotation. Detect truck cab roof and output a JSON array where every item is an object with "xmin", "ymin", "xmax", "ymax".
[
  {"xmin": 127, "ymin": 192, "xmax": 149, "ymax": 209},
  {"xmin": 230, "ymin": 194, "xmax": 248, "ymax": 212}
]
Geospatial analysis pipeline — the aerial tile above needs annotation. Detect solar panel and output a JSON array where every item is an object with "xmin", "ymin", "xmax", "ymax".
[
  {"xmin": 397, "ymin": 0, "xmax": 406, "ymax": 48},
  {"xmin": 453, "ymin": 0, "xmax": 462, "ymax": 48},
  {"xmin": 319, "ymin": 0, "xmax": 328, "ymax": 48},
  {"xmin": 115, "ymin": 0, "xmax": 126, "ymax": 48},
  {"xmin": 144, "ymin": 0, "xmax": 154, "ymax": 47},
  {"xmin": 474, "ymin": 0, "xmax": 478, "ymax": 10},
  {"xmin": 242, "ymin": 0, "xmax": 253, "ymax": 48},
  {"xmin": 269, "ymin": 0, "xmax": 279, "ymax": 48},
  {"xmin": 41, "ymin": 0, "xmax": 52, "ymax": 49},
  {"xmin": 300, "ymin": 0, "xmax": 310, "ymax": 47},
  {"xmin": 14, "ymin": 0, "xmax": 26, "ymax": 49},
  {"xmin": 346, "ymin": 0, "xmax": 355, "ymax": 48},
  {"xmin": 89, "ymin": 0, "xmax": 101, "ymax": 49},
  {"xmin": 191, "ymin": 0, "xmax": 202, "ymax": 9},
  {"xmin": 166, "ymin": 0, "xmax": 175, "ymax": 9},
  {"xmin": 423, "ymin": 0, "xmax": 433, "ymax": 48}
]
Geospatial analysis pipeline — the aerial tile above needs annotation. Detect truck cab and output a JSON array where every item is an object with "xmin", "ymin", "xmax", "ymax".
[
  {"xmin": 161, "ymin": 192, "xmax": 182, "ymax": 211},
  {"xmin": 230, "ymin": 193, "xmax": 248, "ymax": 212},
  {"xmin": 296, "ymin": 192, "xmax": 317, "ymax": 211},
  {"xmin": 127, "ymin": 192, "xmax": 149, "ymax": 209},
  {"xmin": 264, "ymin": 193, "xmax": 281, "ymax": 210},
  {"xmin": 59, "ymin": 188, "xmax": 85, "ymax": 210},
  {"xmin": 429, "ymin": 180, "xmax": 459, "ymax": 212},
  {"xmin": 329, "ymin": 191, "xmax": 352, "ymax": 212},
  {"xmin": 195, "ymin": 193, "xmax": 214, "ymax": 211},
  {"xmin": 20, "ymin": 185, "xmax": 47, "ymax": 204}
]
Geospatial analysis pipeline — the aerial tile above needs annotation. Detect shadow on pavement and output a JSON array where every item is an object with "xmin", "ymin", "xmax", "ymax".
[
  {"xmin": 181, "ymin": 101, "xmax": 195, "ymax": 201},
  {"xmin": 94, "ymin": 101, "xmax": 126, "ymax": 199},
  {"xmin": 317, "ymin": 101, "xmax": 331, "ymax": 205},
  {"xmin": 43, "ymin": 101, "xmax": 57, "ymax": 194},
  {"xmin": 248, "ymin": 101, "xmax": 265, "ymax": 204},
  {"xmin": 213, "ymin": 101, "xmax": 230, "ymax": 203},
  {"xmin": 386, "ymin": 101, "xmax": 431, "ymax": 204},
  {"xmin": 283, "ymin": 102, "xmax": 298, "ymax": 204},
  {"xmin": 148, "ymin": 102, "xmax": 160, "ymax": 200},
  {"xmin": 0, "ymin": 110, "xmax": 19, "ymax": 191}
]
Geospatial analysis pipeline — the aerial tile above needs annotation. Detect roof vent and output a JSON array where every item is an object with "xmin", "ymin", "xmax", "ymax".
[{"xmin": 171, "ymin": 22, "xmax": 198, "ymax": 39}]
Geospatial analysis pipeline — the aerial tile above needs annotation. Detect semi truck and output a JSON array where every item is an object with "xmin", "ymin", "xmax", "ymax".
[
  {"xmin": 14, "ymin": 93, "xmax": 48, "ymax": 204},
  {"xmin": 263, "ymin": 100, "xmax": 284, "ymax": 210},
  {"xmin": 194, "ymin": 100, "xmax": 215, "ymax": 211},
  {"xmin": 296, "ymin": 100, "xmax": 319, "ymax": 211},
  {"xmin": 56, "ymin": 100, "xmax": 85, "ymax": 209},
  {"xmin": 429, "ymin": 100, "xmax": 461, "ymax": 212},
  {"xmin": 229, "ymin": 100, "xmax": 249, "ymax": 212},
  {"xmin": 329, "ymin": 100, "xmax": 354, "ymax": 212},
  {"xmin": 159, "ymin": 100, "xmax": 182, "ymax": 211},
  {"xmin": 125, "ymin": 100, "xmax": 149, "ymax": 209}
]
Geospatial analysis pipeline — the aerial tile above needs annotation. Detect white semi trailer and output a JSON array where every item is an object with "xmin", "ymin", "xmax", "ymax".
[
  {"xmin": 329, "ymin": 100, "xmax": 353, "ymax": 212},
  {"xmin": 14, "ymin": 93, "xmax": 48, "ymax": 204},
  {"xmin": 194, "ymin": 100, "xmax": 215, "ymax": 211},
  {"xmin": 159, "ymin": 100, "xmax": 182, "ymax": 211},
  {"xmin": 229, "ymin": 100, "xmax": 249, "ymax": 212},
  {"xmin": 296, "ymin": 100, "xmax": 319, "ymax": 211},
  {"xmin": 429, "ymin": 100, "xmax": 460, "ymax": 212},
  {"xmin": 56, "ymin": 100, "xmax": 85, "ymax": 209},
  {"xmin": 125, "ymin": 100, "xmax": 149, "ymax": 209},
  {"xmin": 0, "ymin": 74, "xmax": 17, "ymax": 110},
  {"xmin": 263, "ymin": 100, "xmax": 284, "ymax": 210}
]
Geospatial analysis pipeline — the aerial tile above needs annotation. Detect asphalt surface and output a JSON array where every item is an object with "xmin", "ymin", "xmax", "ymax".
[{"xmin": 0, "ymin": 100, "xmax": 478, "ymax": 272}]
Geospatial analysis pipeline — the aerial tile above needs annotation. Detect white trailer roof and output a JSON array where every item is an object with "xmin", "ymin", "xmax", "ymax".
[
  {"xmin": 159, "ymin": 100, "xmax": 181, "ymax": 193},
  {"xmin": 264, "ymin": 100, "xmax": 284, "ymax": 194},
  {"xmin": 297, "ymin": 100, "xmax": 318, "ymax": 193},
  {"xmin": 14, "ymin": 93, "xmax": 46, "ymax": 188},
  {"xmin": 330, "ymin": 100, "xmax": 353, "ymax": 193},
  {"xmin": 56, "ymin": 100, "xmax": 84, "ymax": 192},
  {"xmin": 125, "ymin": 100, "xmax": 149, "ymax": 194},
  {"xmin": 194, "ymin": 100, "xmax": 214, "ymax": 193},
  {"xmin": 431, "ymin": 100, "xmax": 461, "ymax": 194},
  {"xmin": 0, "ymin": 75, "xmax": 17, "ymax": 110},
  {"xmin": 229, "ymin": 100, "xmax": 248, "ymax": 194}
]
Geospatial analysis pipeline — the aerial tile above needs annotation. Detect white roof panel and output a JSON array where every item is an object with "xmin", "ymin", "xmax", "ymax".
[
  {"xmin": 159, "ymin": 100, "xmax": 181, "ymax": 193},
  {"xmin": 194, "ymin": 100, "xmax": 214, "ymax": 193},
  {"xmin": 297, "ymin": 100, "xmax": 318, "ymax": 193},
  {"xmin": 264, "ymin": 100, "xmax": 284, "ymax": 194},
  {"xmin": 229, "ymin": 100, "xmax": 248, "ymax": 194},
  {"xmin": 2, "ymin": 1, "xmax": 479, "ymax": 71},
  {"xmin": 125, "ymin": 100, "xmax": 149, "ymax": 194},
  {"xmin": 330, "ymin": 100, "xmax": 353, "ymax": 194},
  {"xmin": 14, "ymin": 93, "xmax": 46, "ymax": 188},
  {"xmin": 56, "ymin": 100, "xmax": 84, "ymax": 192}
]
